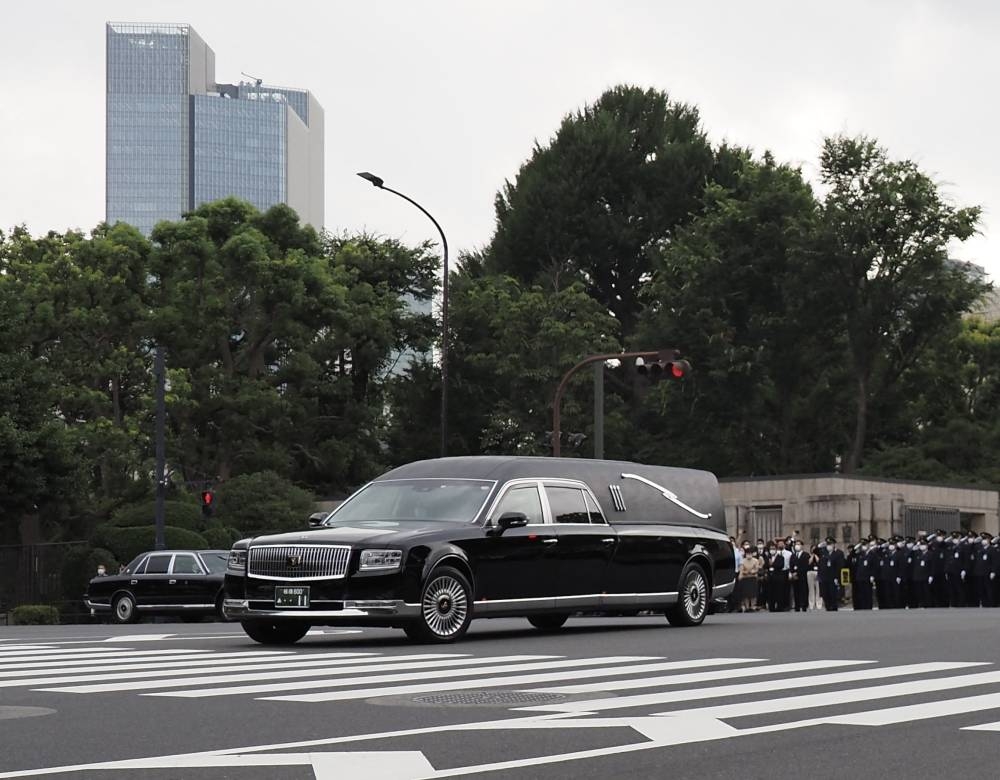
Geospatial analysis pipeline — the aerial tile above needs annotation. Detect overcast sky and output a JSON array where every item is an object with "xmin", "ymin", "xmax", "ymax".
[{"xmin": 2, "ymin": 1, "xmax": 996, "ymax": 276}]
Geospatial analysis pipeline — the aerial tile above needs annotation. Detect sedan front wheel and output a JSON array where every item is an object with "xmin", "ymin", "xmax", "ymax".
[{"xmin": 404, "ymin": 566, "xmax": 472, "ymax": 643}]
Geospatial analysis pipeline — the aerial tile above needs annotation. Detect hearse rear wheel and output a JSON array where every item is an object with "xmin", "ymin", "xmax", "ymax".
[
  {"xmin": 403, "ymin": 566, "xmax": 472, "ymax": 644},
  {"xmin": 241, "ymin": 620, "xmax": 310, "ymax": 645},
  {"xmin": 527, "ymin": 613, "xmax": 569, "ymax": 631},
  {"xmin": 665, "ymin": 563, "xmax": 709, "ymax": 627}
]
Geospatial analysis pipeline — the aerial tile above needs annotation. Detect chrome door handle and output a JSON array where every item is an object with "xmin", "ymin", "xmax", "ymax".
[
  {"xmin": 130, "ymin": 579, "xmax": 138, "ymax": 585},
  {"xmin": 542, "ymin": 538, "xmax": 559, "ymax": 544},
  {"xmin": 601, "ymin": 538, "xmax": 616, "ymax": 544},
  {"xmin": 168, "ymin": 579, "xmax": 177, "ymax": 585}
]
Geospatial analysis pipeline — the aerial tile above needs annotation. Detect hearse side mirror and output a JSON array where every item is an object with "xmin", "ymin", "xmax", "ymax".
[
  {"xmin": 308, "ymin": 512, "xmax": 328, "ymax": 528},
  {"xmin": 490, "ymin": 511, "xmax": 529, "ymax": 536}
]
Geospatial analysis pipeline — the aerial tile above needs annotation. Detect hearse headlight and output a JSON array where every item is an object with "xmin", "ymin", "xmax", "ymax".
[
  {"xmin": 358, "ymin": 549, "xmax": 403, "ymax": 571},
  {"xmin": 227, "ymin": 548, "xmax": 248, "ymax": 572}
]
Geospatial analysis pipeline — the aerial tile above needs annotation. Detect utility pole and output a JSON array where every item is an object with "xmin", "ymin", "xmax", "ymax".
[
  {"xmin": 593, "ymin": 362, "xmax": 605, "ymax": 459},
  {"xmin": 153, "ymin": 346, "xmax": 166, "ymax": 551}
]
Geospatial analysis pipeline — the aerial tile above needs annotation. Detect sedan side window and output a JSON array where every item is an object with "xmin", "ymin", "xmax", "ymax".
[
  {"xmin": 546, "ymin": 486, "xmax": 591, "ymax": 524},
  {"xmin": 171, "ymin": 555, "xmax": 202, "ymax": 575},
  {"xmin": 145, "ymin": 554, "xmax": 171, "ymax": 574},
  {"xmin": 492, "ymin": 486, "xmax": 544, "ymax": 525}
]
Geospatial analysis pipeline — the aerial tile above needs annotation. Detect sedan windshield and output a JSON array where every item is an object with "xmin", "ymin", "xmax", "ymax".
[
  {"xmin": 328, "ymin": 479, "xmax": 494, "ymax": 525},
  {"xmin": 200, "ymin": 552, "xmax": 229, "ymax": 573}
]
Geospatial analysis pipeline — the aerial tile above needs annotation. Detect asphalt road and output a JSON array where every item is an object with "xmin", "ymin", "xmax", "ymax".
[{"xmin": 2, "ymin": 609, "xmax": 1000, "ymax": 779}]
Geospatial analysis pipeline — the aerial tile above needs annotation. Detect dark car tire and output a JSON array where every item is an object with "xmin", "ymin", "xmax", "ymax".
[
  {"xmin": 403, "ymin": 566, "xmax": 473, "ymax": 644},
  {"xmin": 215, "ymin": 592, "xmax": 227, "ymax": 621},
  {"xmin": 527, "ymin": 613, "xmax": 570, "ymax": 631},
  {"xmin": 666, "ymin": 562, "xmax": 710, "ymax": 627},
  {"xmin": 241, "ymin": 620, "xmax": 311, "ymax": 645},
  {"xmin": 111, "ymin": 593, "xmax": 139, "ymax": 625}
]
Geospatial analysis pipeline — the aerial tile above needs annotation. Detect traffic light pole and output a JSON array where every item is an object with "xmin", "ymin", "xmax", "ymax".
[
  {"xmin": 551, "ymin": 350, "xmax": 662, "ymax": 458},
  {"xmin": 593, "ymin": 362, "xmax": 604, "ymax": 459},
  {"xmin": 153, "ymin": 346, "xmax": 166, "ymax": 551}
]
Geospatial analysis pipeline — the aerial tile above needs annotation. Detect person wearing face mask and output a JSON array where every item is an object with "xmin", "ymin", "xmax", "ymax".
[
  {"xmin": 738, "ymin": 547, "xmax": 760, "ymax": 612},
  {"xmin": 971, "ymin": 534, "xmax": 994, "ymax": 608},
  {"xmin": 755, "ymin": 540, "xmax": 767, "ymax": 611},
  {"xmin": 807, "ymin": 543, "xmax": 821, "ymax": 610},
  {"xmin": 853, "ymin": 542, "xmax": 872, "ymax": 610},
  {"xmin": 887, "ymin": 539, "xmax": 906, "ymax": 609},
  {"xmin": 791, "ymin": 541, "xmax": 810, "ymax": 611},
  {"xmin": 766, "ymin": 543, "xmax": 787, "ymax": 612},
  {"xmin": 911, "ymin": 539, "xmax": 931, "ymax": 608},
  {"xmin": 930, "ymin": 532, "xmax": 949, "ymax": 607},
  {"xmin": 901, "ymin": 538, "xmax": 916, "ymax": 609},
  {"xmin": 991, "ymin": 537, "xmax": 1000, "ymax": 607},
  {"xmin": 945, "ymin": 531, "xmax": 965, "ymax": 607}
]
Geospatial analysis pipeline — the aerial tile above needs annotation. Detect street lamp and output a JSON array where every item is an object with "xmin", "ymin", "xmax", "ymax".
[{"xmin": 357, "ymin": 171, "xmax": 450, "ymax": 457}]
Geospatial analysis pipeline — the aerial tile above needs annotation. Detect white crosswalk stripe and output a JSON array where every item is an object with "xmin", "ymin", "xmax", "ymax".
[{"xmin": 7, "ymin": 641, "xmax": 1000, "ymax": 742}]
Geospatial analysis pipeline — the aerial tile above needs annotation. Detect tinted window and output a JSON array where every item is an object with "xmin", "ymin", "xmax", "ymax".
[
  {"xmin": 584, "ymin": 492, "xmax": 606, "ymax": 524},
  {"xmin": 131, "ymin": 555, "xmax": 149, "ymax": 575},
  {"xmin": 171, "ymin": 555, "xmax": 201, "ymax": 575},
  {"xmin": 145, "ymin": 554, "xmax": 171, "ymax": 574},
  {"xmin": 492, "ymin": 486, "xmax": 544, "ymax": 525},
  {"xmin": 547, "ymin": 486, "xmax": 590, "ymax": 524},
  {"xmin": 200, "ymin": 552, "xmax": 229, "ymax": 574}
]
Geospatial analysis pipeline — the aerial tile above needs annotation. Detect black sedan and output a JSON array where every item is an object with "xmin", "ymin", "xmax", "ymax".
[
  {"xmin": 224, "ymin": 456, "xmax": 735, "ymax": 644},
  {"xmin": 86, "ymin": 549, "xmax": 230, "ymax": 624}
]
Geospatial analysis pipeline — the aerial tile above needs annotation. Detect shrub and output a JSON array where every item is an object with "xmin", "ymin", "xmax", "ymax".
[
  {"xmin": 91, "ymin": 525, "xmax": 209, "ymax": 562},
  {"xmin": 201, "ymin": 526, "xmax": 242, "ymax": 550},
  {"xmin": 214, "ymin": 471, "xmax": 314, "ymax": 537},
  {"xmin": 109, "ymin": 499, "xmax": 203, "ymax": 531},
  {"xmin": 11, "ymin": 605, "xmax": 60, "ymax": 625}
]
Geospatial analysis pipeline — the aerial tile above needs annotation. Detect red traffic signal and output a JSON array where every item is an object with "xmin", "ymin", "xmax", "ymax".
[
  {"xmin": 200, "ymin": 490, "xmax": 214, "ymax": 517},
  {"xmin": 635, "ymin": 352, "xmax": 691, "ymax": 383}
]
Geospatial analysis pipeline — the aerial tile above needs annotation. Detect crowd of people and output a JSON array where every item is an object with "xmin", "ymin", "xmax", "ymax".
[{"xmin": 728, "ymin": 529, "xmax": 1000, "ymax": 612}]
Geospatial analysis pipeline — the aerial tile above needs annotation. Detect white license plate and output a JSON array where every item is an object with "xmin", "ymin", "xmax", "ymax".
[{"xmin": 275, "ymin": 586, "xmax": 310, "ymax": 608}]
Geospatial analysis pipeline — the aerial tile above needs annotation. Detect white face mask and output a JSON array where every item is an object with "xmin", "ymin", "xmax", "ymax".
[
  {"xmin": 794, "ymin": 545, "xmax": 803, "ymax": 552},
  {"xmin": 889, "ymin": 544, "xmax": 896, "ymax": 551},
  {"xmin": 757, "ymin": 544, "xmax": 764, "ymax": 551}
]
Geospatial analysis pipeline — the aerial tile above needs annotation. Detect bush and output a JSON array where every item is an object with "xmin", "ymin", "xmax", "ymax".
[
  {"xmin": 62, "ymin": 545, "xmax": 119, "ymax": 599},
  {"xmin": 201, "ymin": 526, "xmax": 242, "ymax": 550},
  {"xmin": 109, "ymin": 499, "xmax": 203, "ymax": 531},
  {"xmin": 214, "ymin": 471, "xmax": 314, "ymax": 537},
  {"xmin": 91, "ymin": 525, "xmax": 209, "ymax": 562},
  {"xmin": 11, "ymin": 605, "xmax": 60, "ymax": 625}
]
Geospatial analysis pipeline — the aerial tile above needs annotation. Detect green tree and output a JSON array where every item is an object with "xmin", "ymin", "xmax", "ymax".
[
  {"xmin": 483, "ymin": 85, "xmax": 715, "ymax": 337},
  {"xmin": 213, "ymin": 471, "xmax": 314, "ymax": 537},
  {"xmin": 816, "ymin": 137, "xmax": 988, "ymax": 472}
]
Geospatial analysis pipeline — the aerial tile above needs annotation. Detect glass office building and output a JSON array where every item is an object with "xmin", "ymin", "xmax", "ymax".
[{"xmin": 106, "ymin": 23, "xmax": 324, "ymax": 235}]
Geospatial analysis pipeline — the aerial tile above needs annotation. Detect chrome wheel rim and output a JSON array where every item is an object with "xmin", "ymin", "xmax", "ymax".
[
  {"xmin": 683, "ymin": 571, "xmax": 707, "ymax": 620},
  {"xmin": 421, "ymin": 575, "xmax": 469, "ymax": 637},
  {"xmin": 115, "ymin": 596, "xmax": 134, "ymax": 621}
]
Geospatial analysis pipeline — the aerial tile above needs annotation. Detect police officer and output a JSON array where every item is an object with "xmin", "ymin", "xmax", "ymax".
[
  {"xmin": 945, "ymin": 531, "xmax": 965, "ymax": 608},
  {"xmin": 876, "ymin": 539, "xmax": 893, "ymax": 609},
  {"xmin": 911, "ymin": 538, "xmax": 932, "ymax": 608},
  {"xmin": 902, "ymin": 538, "xmax": 917, "ymax": 608},
  {"xmin": 972, "ymin": 534, "xmax": 994, "ymax": 607},
  {"xmin": 853, "ymin": 541, "xmax": 872, "ymax": 610},
  {"xmin": 930, "ymin": 532, "xmax": 949, "ymax": 607},
  {"xmin": 766, "ymin": 542, "xmax": 788, "ymax": 612},
  {"xmin": 822, "ymin": 538, "xmax": 845, "ymax": 610},
  {"xmin": 964, "ymin": 531, "xmax": 979, "ymax": 606},
  {"xmin": 992, "ymin": 536, "xmax": 1000, "ymax": 607}
]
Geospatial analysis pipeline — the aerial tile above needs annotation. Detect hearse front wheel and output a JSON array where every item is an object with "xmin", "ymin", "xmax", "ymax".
[
  {"xmin": 666, "ymin": 563, "xmax": 709, "ymax": 627},
  {"xmin": 241, "ymin": 620, "xmax": 310, "ymax": 645},
  {"xmin": 527, "ymin": 613, "xmax": 569, "ymax": 631},
  {"xmin": 404, "ymin": 566, "xmax": 472, "ymax": 643}
]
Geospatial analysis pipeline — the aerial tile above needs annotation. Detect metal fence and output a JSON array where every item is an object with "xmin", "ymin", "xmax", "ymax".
[
  {"xmin": 0, "ymin": 541, "xmax": 88, "ymax": 612},
  {"xmin": 902, "ymin": 506, "xmax": 961, "ymax": 538},
  {"xmin": 747, "ymin": 506, "xmax": 783, "ymax": 543}
]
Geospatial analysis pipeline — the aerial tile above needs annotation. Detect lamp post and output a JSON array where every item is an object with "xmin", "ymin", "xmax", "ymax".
[{"xmin": 357, "ymin": 172, "xmax": 450, "ymax": 457}]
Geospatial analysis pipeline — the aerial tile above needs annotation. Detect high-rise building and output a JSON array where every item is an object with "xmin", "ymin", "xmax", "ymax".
[{"xmin": 106, "ymin": 23, "xmax": 324, "ymax": 235}]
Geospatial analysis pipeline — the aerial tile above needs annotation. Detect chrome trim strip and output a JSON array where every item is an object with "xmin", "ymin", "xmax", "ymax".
[
  {"xmin": 136, "ymin": 603, "xmax": 215, "ymax": 610},
  {"xmin": 620, "ymin": 472, "xmax": 712, "ymax": 519},
  {"xmin": 223, "ymin": 598, "xmax": 419, "ymax": 620},
  {"xmin": 712, "ymin": 579, "xmax": 736, "ymax": 599},
  {"xmin": 609, "ymin": 484, "xmax": 626, "ymax": 512},
  {"xmin": 474, "ymin": 591, "xmax": 680, "ymax": 605}
]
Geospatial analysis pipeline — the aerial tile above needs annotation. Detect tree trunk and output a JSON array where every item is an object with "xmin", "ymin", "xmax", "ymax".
[{"xmin": 844, "ymin": 372, "xmax": 867, "ymax": 473}]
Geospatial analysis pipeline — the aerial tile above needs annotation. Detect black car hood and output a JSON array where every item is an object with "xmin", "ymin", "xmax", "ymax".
[{"xmin": 250, "ymin": 520, "xmax": 474, "ymax": 548}]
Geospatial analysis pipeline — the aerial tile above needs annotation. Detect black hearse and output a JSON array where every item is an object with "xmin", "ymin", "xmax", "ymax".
[{"xmin": 223, "ymin": 456, "xmax": 735, "ymax": 644}]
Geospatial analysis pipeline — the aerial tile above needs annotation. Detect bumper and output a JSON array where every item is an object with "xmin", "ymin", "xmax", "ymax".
[
  {"xmin": 85, "ymin": 598, "xmax": 110, "ymax": 612},
  {"xmin": 712, "ymin": 578, "xmax": 736, "ymax": 599},
  {"xmin": 222, "ymin": 598, "xmax": 420, "ymax": 622}
]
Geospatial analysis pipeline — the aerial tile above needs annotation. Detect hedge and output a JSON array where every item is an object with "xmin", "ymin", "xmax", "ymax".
[
  {"xmin": 109, "ymin": 499, "xmax": 203, "ymax": 531},
  {"xmin": 201, "ymin": 526, "xmax": 243, "ymax": 550},
  {"xmin": 91, "ymin": 525, "xmax": 209, "ymax": 562},
  {"xmin": 11, "ymin": 605, "xmax": 60, "ymax": 625}
]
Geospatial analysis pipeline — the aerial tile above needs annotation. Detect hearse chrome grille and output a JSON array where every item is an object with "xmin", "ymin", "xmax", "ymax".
[{"xmin": 247, "ymin": 545, "xmax": 351, "ymax": 580}]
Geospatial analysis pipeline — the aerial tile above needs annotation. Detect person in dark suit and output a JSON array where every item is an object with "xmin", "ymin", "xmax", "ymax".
[
  {"xmin": 791, "ymin": 542, "xmax": 810, "ymax": 611},
  {"xmin": 911, "ymin": 539, "xmax": 932, "ymax": 608},
  {"xmin": 945, "ymin": 532, "xmax": 965, "ymax": 608},
  {"xmin": 822, "ymin": 538, "xmax": 845, "ymax": 611},
  {"xmin": 853, "ymin": 541, "xmax": 872, "ymax": 610},
  {"xmin": 766, "ymin": 543, "xmax": 787, "ymax": 612},
  {"xmin": 972, "ymin": 534, "xmax": 994, "ymax": 608},
  {"xmin": 887, "ymin": 540, "xmax": 906, "ymax": 609},
  {"xmin": 930, "ymin": 532, "xmax": 949, "ymax": 607},
  {"xmin": 992, "ymin": 537, "xmax": 1000, "ymax": 607}
]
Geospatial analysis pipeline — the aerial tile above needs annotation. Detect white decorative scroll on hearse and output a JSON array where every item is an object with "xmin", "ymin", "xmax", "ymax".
[{"xmin": 620, "ymin": 472, "xmax": 712, "ymax": 520}]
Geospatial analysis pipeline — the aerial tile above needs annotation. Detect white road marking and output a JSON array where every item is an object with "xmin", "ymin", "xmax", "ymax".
[
  {"xmin": 0, "ymin": 649, "xmax": 133, "ymax": 662},
  {"xmin": 530, "ymin": 658, "xmax": 871, "ymax": 694},
  {"xmin": 102, "ymin": 634, "xmax": 177, "ymax": 642},
  {"xmin": 0, "ymin": 652, "xmax": 399, "ymax": 687},
  {"xmin": 519, "ymin": 661, "xmax": 981, "ymax": 712},
  {"xmin": 262, "ymin": 657, "xmax": 756, "ymax": 703},
  {"xmin": 0, "ymin": 650, "xmax": 289, "ymax": 678},
  {"xmin": 157, "ymin": 656, "xmax": 754, "ymax": 700},
  {"xmin": 43, "ymin": 654, "xmax": 558, "ymax": 694}
]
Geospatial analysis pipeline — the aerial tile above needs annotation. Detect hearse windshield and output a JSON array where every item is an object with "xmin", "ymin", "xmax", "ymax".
[{"xmin": 327, "ymin": 479, "xmax": 495, "ymax": 525}]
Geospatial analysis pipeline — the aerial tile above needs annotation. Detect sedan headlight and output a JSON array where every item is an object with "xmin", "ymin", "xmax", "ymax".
[
  {"xmin": 227, "ymin": 548, "xmax": 248, "ymax": 572},
  {"xmin": 358, "ymin": 549, "xmax": 403, "ymax": 571}
]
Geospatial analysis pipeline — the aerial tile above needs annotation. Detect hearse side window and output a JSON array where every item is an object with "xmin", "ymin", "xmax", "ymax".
[
  {"xmin": 546, "ymin": 486, "xmax": 591, "ymax": 524},
  {"xmin": 583, "ymin": 491, "xmax": 606, "ymax": 524},
  {"xmin": 492, "ymin": 486, "xmax": 544, "ymax": 525},
  {"xmin": 171, "ymin": 555, "xmax": 202, "ymax": 575},
  {"xmin": 144, "ymin": 554, "xmax": 172, "ymax": 575}
]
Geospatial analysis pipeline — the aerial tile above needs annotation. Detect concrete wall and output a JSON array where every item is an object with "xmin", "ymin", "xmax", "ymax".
[
  {"xmin": 306, "ymin": 92, "xmax": 325, "ymax": 230},
  {"xmin": 721, "ymin": 474, "xmax": 999, "ymax": 542},
  {"xmin": 285, "ymin": 107, "xmax": 310, "ymax": 225}
]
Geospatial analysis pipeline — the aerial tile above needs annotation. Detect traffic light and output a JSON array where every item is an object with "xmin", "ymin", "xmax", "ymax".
[
  {"xmin": 200, "ymin": 490, "xmax": 214, "ymax": 518},
  {"xmin": 635, "ymin": 351, "xmax": 691, "ymax": 382}
]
